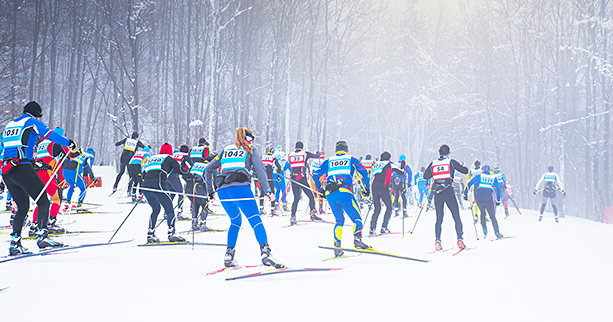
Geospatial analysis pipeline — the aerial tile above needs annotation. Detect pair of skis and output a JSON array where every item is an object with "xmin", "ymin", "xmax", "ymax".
[{"xmin": 0, "ymin": 239, "xmax": 133, "ymax": 263}]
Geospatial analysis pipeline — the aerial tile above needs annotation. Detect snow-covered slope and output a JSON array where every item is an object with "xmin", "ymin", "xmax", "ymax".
[{"xmin": 0, "ymin": 166, "xmax": 611, "ymax": 322}]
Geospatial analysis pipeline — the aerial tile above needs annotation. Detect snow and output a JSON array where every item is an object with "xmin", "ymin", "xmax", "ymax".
[{"xmin": 1, "ymin": 166, "xmax": 612, "ymax": 322}]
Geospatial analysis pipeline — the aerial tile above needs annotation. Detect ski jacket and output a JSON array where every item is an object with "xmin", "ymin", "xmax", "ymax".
[
  {"xmin": 205, "ymin": 145, "xmax": 269, "ymax": 193},
  {"xmin": 312, "ymin": 151, "xmax": 370, "ymax": 194}
]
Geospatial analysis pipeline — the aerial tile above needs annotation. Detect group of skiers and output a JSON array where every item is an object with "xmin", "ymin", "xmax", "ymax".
[{"xmin": 1, "ymin": 101, "xmax": 568, "ymax": 267}]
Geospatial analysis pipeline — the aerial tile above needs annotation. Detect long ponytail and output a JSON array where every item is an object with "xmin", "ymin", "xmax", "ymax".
[{"xmin": 235, "ymin": 127, "xmax": 253, "ymax": 154}]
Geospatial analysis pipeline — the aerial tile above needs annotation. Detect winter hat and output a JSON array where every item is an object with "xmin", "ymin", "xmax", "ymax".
[
  {"xmin": 548, "ymin": 166, "xmax": 554, "ymax": 172},
  {"xmin": 24, "ymin": 101, "xmax": 42, "ymax": 117},
  {"xmin": 180, "ymin": 145, "xmax": 189, "ymax": 153},
  {"xmin": 365, "ymin": 154, "xmax": 372, "ymax": 160},
  {"xmin": 474, "ymin": 160, "xmax": 481, "ymax": 168},
  {"xmin": 86, "ymin": 148, "xmax": 95, "ymax": 156},
  {"xmin": 53, "ymin": 126, "xmax": 65, "ymax": 136},
  {"xmin": 380, "ymin": 151, "xmax": 391, "ymax": 161},
  {"xmin": 482, "ymin": 165, "xmax": 491, "ymax": 173},
  {"xmin": 131, "ymin": 132, "xmax": 139, "ymax": 139},
  {"xmin": 335, "ymin": 141, "xmax": 348, "ymax": 152},
  {"xmin": 439, "ymin": 144, "xmax": 450, "ymax": 156},
  {"xmin": 399, "ymin": 154, "xmax": 406, "ymax": 161},
  {"xmin": 198, "ymin": 138, "xmax": 208, "ymax": 146},
  {"xmin": 143, "ymin": 146, "xmax": 151, "ymax": 152},
  {"xmin": 295, "ymin": 141, "xmax": 304, "ymax": 149},
  {"xmin": 160, "ymin": 143, "xmax": 173, "ymax": 155}
]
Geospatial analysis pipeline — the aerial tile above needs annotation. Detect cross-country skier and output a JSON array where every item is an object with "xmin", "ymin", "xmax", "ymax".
[
  {"xmin": 465, "ymin": 164, "xmax": 503, "ymax": 239},
  {"xmin": 272, "ymin": 145, "xmax": 288, "ymax": 211},
  {"xmin": 3, "ymin": 101, "xmax": 77, "ymax": 255},
  {"xmin": 168, "ymin": 145, "xmax": 193, "ymax": 219},
  {"xmin": 205, "ymin": 127, "xmax": 284, "ymax": 268},
  {"xmin": 391, "ymin": 154, "xmax": 412, "ymax": 217},
  {"xmin": 312, "ymin": 140, "xmax": 371, "ymax": 257},
  {"xmin": 141, "ymin": 143, "xmax": 186, "ymax": 243},
  {"xmin": 189, "ymin": 137, "xmax": 210, "ymax": 163},
  {"xmin": 62, "ymin": 147, "xmax": 96, "ymax": 210},
  {"xmin": 260, "ymin": 147, "xmax": 283, "ymax": 215},
  {"xmin": 369, "ymin": 151, "xmax": 403, "ymax": 235},
  {"xmin": 127, "ymin": 146, "xmax": 151, "ymax": 202},
  {"xmin": 112, "ymin": 131, "xmax": 144, "ymax": 193},
  {"xmin": 423, "ymin": 144, "xmax": 469, "ymax": 251},
  {"xmin": 283, "ymin": 141, "xmax": 322, "ymax": 225},
  {"xmin": 492, "ymin": 166, "xmax": 510, "ymax": 218},
  {"xmin": 32, "ymin": 126, "xmax": 69, "ymax": 235},
  {"xmin": 533, "ymin": 165, "xmax": 565, "ymax": 223},
  {"xmin": 186, "ymin": 153, "xmax": 215, "ymax": 231}
]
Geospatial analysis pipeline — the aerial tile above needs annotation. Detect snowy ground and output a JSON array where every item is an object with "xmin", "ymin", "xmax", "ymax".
[{"xmin": 1, "ymin": 166, "xmax": 612, "ymax": 322}]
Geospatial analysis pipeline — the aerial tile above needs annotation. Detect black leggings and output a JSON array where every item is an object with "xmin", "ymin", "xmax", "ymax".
[
  {"xmin": 185, "ymin": 179, "xmax": 209, "ymax": 221},
  {"xmin": 476, "ymin": 200, "xmax": 500, "ymax": 233},
  {"xmin": 434, "ymin": 186, "xmax": 463, "ymax": 240},
  {"xmin": 370, "ymin": 185, "xmax": 392, "ymax": 230},
  {"xmin": 259, "ymin": 179, "xmax": 276, "ymax": 208},
  {"xmin": 392, "ymin": 183, "xmax": 407, "ymax": 210},
  {"xmin": 127, "ymin": 164, "xmax": 142, "ymax": 195},
  {"xmin": 142, "ymin": 181, "xmax": 175, "ymax": 230},
  {"xmin": 291, "ymin": 176, "xmax": 315, "ymax": 216},
  {"xmin": 4, "ymin": 163, "xmax": 51, "ymax": 235}
]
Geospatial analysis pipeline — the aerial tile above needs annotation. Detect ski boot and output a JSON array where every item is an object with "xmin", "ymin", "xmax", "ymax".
[
  {"xmin": 353, "ymin": 232, "xmax": 371, "ymax": 249},
  {"xmin": 369, "ymin": 227, "xmax": 376, "ymax": 236},
  {"xmin": 76, "ymin": 201, "xmax": 83, "ymax": 209},
  {"xmin": 380, "ymin": 227, "xmax": 390, "ymax": 234},
  {"xmin": 505, "ymin": 208, "xmax": 510, "ymax": 219},
  {"xmin": 538, "ymin": 215, "xmax": 543, "ymax": 222},
  {"xmin": 319, "ymin": 205, "xmax": 325, "ymax": 215},
  {"xmin": 259, "ymin": 207, "xmax": 267, "ymax": 216},
  {"xmin": 457, "ymin": 238, "xmax": 466, "ymax": 250},
  {"xmin": 146, "ymin": 229, "xmax": 160, "ymax": 243},
  {"xmin": 48, "ymin": 216, "xmax": 66, "ymax": 234},
  {"xmin": 260, "ymin": 243, "xmax": 285, "ymax": 268},
  {"xmin": 435, "ymin": 239, "xmax": 442, "ymax": 251},
  {"xmin": 310, "ymin": 209, "xmax": 322, "ymax": 221},
  {"xmin": 555, "ymin": 216, "xmax": 559, "ymax": 223},
  {"xmin": 191, "ymin": 217, "xmax": 200, "ymax": 231},
  {"xmin": 168, "ymin": 226, "xmax": 185, "ymax": 242},
  {"xmin": 495, "ymin": 232, "xmax": 504, "ymax": 239},
  {"xmin": 29, "ymin": 222, "xmax": 39, "ymax": 237},
  {"xmin": 36, "ymin": 228, "xmax": 64, "ymax": 249},
  {"xmin": 290, "ymin": 215, "xmax": 297, "ymax": 226},
  {"xmin": 402, "ymin": 209, "xmax": 408, "ymax": 218},
  {"xmin": 283, "ymin": 204, "xmax": 289, "ymax": 212},
  {"xmin": 483, "ymin": 229, "xmax": 488, "ymax": 239},
  {"xmin": 9, "ymin": 235, "xmax": 30, "ymax": 256},
  {"xmin": 224, "ymin": 247, "xmax": 237, "ymax": 268},
  {"xmin": 334, "ymin": 240, "xmax": 344, "ymax": 257},
  {"xmin": 394, "ymin": 208, "xmax": 399, "ymax": 217}
]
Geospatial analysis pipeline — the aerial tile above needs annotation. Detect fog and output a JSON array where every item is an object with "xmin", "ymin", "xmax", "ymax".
[{"xmin": 0, "ymin": 0, "xmax": 610, "ymax": 220}]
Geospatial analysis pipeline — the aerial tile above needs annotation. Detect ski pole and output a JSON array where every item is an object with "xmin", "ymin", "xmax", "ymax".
[
  {"xmin": 410, "ymin": 185, "xmax": 432, "ymax": 234},
  {"xmin": 108, "ymin": 194, "xmax": 144, "ymax": 243},
  {"xmin": 33, "ymin": 151, "xmax": 71, "ymax": 204},
  {"xmin": 137, "ymin": 186, "xmax": 267, "ymax": 202},
  {"xmin": 278, "ymin": 173, "xmax": 324, "ymax": 196},
  {"xmin": 509, "ymin": 196, "xmax": 522, "ymax": 215}
]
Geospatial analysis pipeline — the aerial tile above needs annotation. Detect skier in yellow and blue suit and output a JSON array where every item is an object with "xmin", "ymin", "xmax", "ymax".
[{"xmin": 312, "ymin": 140, "xmax": 371, "ymax": 257}]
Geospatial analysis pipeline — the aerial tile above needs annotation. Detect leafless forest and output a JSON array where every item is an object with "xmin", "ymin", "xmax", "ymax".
[{"xmin": 0, "ymin": 0, "xmax": 611, "ymax": 220}]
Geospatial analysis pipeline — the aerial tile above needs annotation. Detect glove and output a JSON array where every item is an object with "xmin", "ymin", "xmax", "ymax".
[
  {"xmin": 276, "ymin": 175, "xmax": 281, "ymax": 183},
  {"xmin": 319, "ymin": 189, "xmax": 326, "ymax": 199},
  {"xmin": 68, "ymin": 139, "xmax": 78, "ymax": 152},
  {"xmin": 473, "ymin": 214, "xmax": 478, "ymax": 224},
  {"xmin": 265, "ymin": 190, "xmax": 274, "ymax": 200},
  {"xmin": 496, "ymin": 201, "xmax": 500, "ymax": 206},
  {"xmin": 208, "ymin": 192, "xmax": 215, "ymax": 200},
  {"xmin": 362, "ymin": 188, "xmax": 370, "ymax": 198},
  {"xmin": 533, "ymin": 190, "xmax": 537, "ymax": 195},
  {"xmin": 463, "ymin": 194, "xmax": 468, "ymax": 201},
  {"xmin": 93, "ymin": 177, "xmax": 99, "ymax": 183}
]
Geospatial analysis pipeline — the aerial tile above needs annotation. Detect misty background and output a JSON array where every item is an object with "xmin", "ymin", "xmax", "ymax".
[{"xmin": 0, "ymin": 0, "xmax": 610, "ymax": 221}]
